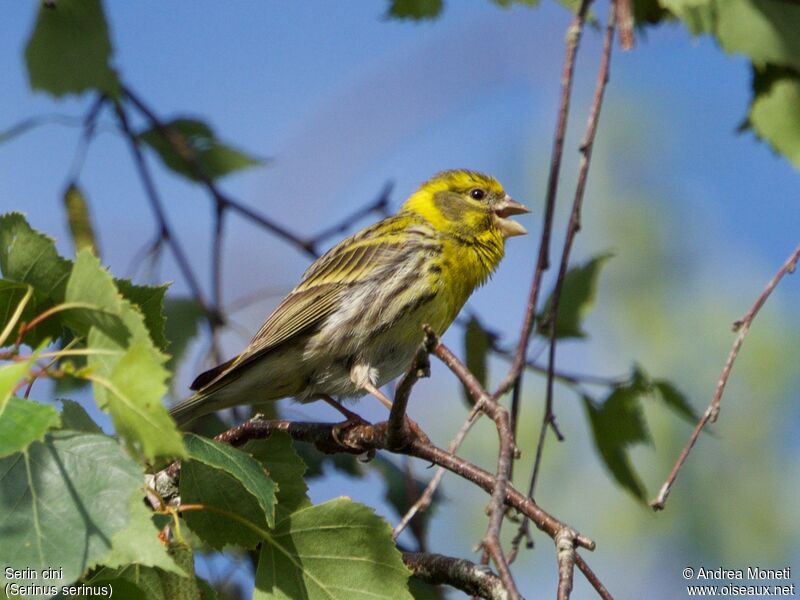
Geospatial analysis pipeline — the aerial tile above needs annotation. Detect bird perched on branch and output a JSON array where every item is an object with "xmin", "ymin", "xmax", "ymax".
[{"xmin": 170, "ymin": 169, "xmax": 529, "ymax": 425}]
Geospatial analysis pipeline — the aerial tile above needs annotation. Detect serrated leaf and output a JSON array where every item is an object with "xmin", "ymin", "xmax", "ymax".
[
  {"xmin": 0, "ymin": 213, "xmax": 72, "ymax": 346},
  {"xmin": 538, "ymin": 253, "xmax": 613, "ymax": 339},
  {"xmin": 387, "ymin": 0, "xmax": 444, "ymax": 20},
  {"xmin": 139, "ymin": 118, "xmax": 264, "ymax": 182},
  {"xmin": 97, "ymin": 496, "xmax": 183, "ymax": 576},
  {"xmin": 583, "ymin": 386, "xmax": 651, "ymax": 501},
  {"xmin": 748, "ymin": 66, "xmax": 800, "ymax": 169},
  {"xmin": 463, "ymin": 316, "xmax": 492, "ymax": 406},
  {"xmin": 254, "ymin": 498, "xmax": 413, "ymax": 600},
  {"xmin": 243, "ymin": 432, "xmax": 310, "ymax": 523},
  {"xmin": 59, "ymin": 398, "xmax": 103, "ymax": 433},
  {"xmin": 183, "ymin": 434, "xmax": 277, "ymax": 527},
  {"xmin": 163, "ymin": 297, "xmax": 205, "ymax": 379},
  {"xmin": 24, "ymin": 0, "xmax": 120, "ymax": 97},
  {"xmin": 60, "ymin": 301, "xmax": 130, "ymax": 347},
  {"xmin": 0, "ymin": 431, "xmax": 142, "ymax": 596},
  {"xmin": 64, "ymin": 183, "xmax": 99, "ymax": 256},
  {"xmin": 94, "ymin": 342, "xmax": 185, "ymax": 460},
  {"xmin": 0, "ymin": 397, "xmax": 60, "ymax": 458},
  {"xmin": 68, "ymin": 251, "xmax": 183, "ymax": 460},
  {"xmin": 116, "ymin": 279, "xmax": 170, "ymax": 351}
]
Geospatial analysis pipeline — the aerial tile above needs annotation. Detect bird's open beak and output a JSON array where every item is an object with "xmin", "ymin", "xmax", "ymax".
[{"xmin": 492, "ymin": 195, "xmax": 529, "ymax": 238}]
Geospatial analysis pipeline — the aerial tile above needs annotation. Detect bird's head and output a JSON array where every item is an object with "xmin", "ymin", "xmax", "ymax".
[{"xmin": 401, "ymin": 170, "xmax": 529, "ymax": 239}]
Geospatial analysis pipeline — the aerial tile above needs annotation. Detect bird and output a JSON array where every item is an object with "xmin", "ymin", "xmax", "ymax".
[{"xmin": 169, "ymin": 169, "xmax": 529, "ymax": 426}]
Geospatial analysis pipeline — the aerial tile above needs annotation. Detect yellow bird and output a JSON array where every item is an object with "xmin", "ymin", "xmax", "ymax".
[{"xmin": 170, "ymin": 170, "xmax": 528, "ymax": 425}]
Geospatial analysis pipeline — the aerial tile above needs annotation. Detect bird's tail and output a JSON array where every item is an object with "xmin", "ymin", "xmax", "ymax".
[{"xmin": 169, "ymin": 392, "xmax": 216, "ymax": 428}]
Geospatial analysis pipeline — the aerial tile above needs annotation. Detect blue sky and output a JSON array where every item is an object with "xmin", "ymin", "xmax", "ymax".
[{"xmin": 2, "ymin": 2, "xmax": 798, "ymax": 598}]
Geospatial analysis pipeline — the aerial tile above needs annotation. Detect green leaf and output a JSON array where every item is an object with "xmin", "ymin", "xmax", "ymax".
[
  {"xmin": 254, "ymin": 498, "xmax": 413, "ymax": 600},
  {"xmin": 0, "ymin": 213, "xmax": 72, "ymax": 345},
  {"xmin": 748, "ymin": 66, "xmax": 800, "ymax": 169},
  {"xmin": 664, "ymin": 0, "xmax": 800, "ymax": 71},
  {"xmin": 242, "ymin": 432, "xmax": 311, "ymax": 523},
  {"xmin": 139, "ymin": 118, "xmax": 264, "ymax": 182},
  {"xmin": 60, "ymin": 301, "xmax": 131, "ymax": 347},
  {"xmin": 0, "ymin": 357, "xmax": 35, "ymax": 414},
  {"xmin": 387, "ymin": 0, "xmax": 444, "ymax": 20},
  {"xmin": 463, "ymin": 316, "xmax": 492, "ymax": 406},
  {"xmin": 0, "ymin": 281, "xmax": 35, "ymax": 347},
  {"xmin": 63, "ymin": 183, "xmax": 99, "ymax": 256},
  {"xmin": 24, "ymin": 0, "xmax": 120, "ymax": 97},
  {"xmin": 0, "ymin": 397, "xmax": 60, "ymax": 458},
  {"xmin": 59, "ymin": 398, "xmax": 103, "ymax": 433},
  {"xmin": 538, "ymin": 253, "xmax": 613, "ymax": 339},
  {"xmin": 67, "ymin": 250, "xmax": 183, "ymax": 460},
  {"xmin": 493, "ymin": 0, "xmax": 540, "ymax": 7},
  {"xmin": 582, "ymin": 385, "xmax": 651, "ymax": 501},
  {"xmin": 0, "ymin": 431, "xmax": 143, "ymax": 594},
  {"xmin": 653, "ymin": 379, "xmax": 698, "ymax": 423},
  {"xmin": 94, "ymin": 342, "xmax": 185, "ymax": 460},
  {"xmin": 115, "ymin": 279, "xmax": 170, "ymax": 351},
  {"xmin": 179, "ymin": 459, "xmax": 266, "ymax": 549},
  {"xmin": 163, "ymin": 297, "xmax": 205, "ymax": 378},
  {"xmin": 183, "ymin": 434, "xmax": 277, "ymax": 527},
  {"xmin": 98, "ymin": 496, "xmax": 183, "ymax": 576}
]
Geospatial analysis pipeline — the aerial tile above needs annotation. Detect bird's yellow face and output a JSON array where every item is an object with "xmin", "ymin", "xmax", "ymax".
[{"xmin": 401, "ymin": 170, "xmax": 529, "ymax": 240}]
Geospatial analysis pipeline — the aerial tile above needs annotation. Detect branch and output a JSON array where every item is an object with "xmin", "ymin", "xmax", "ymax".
[
  {"xmin": 393, "ymin": 400, "xmax": 485, "ymax": 539},
  {"xmin": 495, "ymin": 0, "xmax": 593, "ymax": 404},
  {"xmin": 427, "ymin": 332, "xmax": 520, "ymax": 599},
  {"xmin": 556, "ymin": 528, "xmax": 576, "ymax": 600},
  {"xmin": 123, "ymin": 85, "xmax": 324, "ymax": 258},
  {"xmin": 402, "ymin": 552, "xmax": 508, "ymax": 600},
  {"xmin": 113, "ymin": 102, "xmax": 214, "ymax": 319},
  {"xmin": 388, "ymin": 336, "xmax": 433, "ymax": 450},
  {"xmin": 529, "ymin": 0, "xmax": 617, "ymax": 505},
  {"xmin": 650, "ymin": 244, "xmax": 800, "ymax": 510}
]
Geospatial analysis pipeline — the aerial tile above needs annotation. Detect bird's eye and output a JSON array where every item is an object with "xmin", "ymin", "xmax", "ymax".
[{"xmin": 470, "ymin": 188, "xmax": 486, "ymax": 201}]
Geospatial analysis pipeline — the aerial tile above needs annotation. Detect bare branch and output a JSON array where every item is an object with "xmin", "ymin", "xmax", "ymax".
[
  {"xmin": 494, "ymin": 0, "xmax": 593, "ymax": 402},
  {"xmin": 393, "ymin": 401, "xmax": 485, "ymax": 540},
  {"xmin": 403, "ymin": 552, "xmax": 508, "ymax": 600},
  {"xmin": 651, "ymin": 244, "xmax": 800, "ymax": 510},
  {"xmin": 556, "ymin": 528, "xmax": 577, "ymax": 600},
  {"xmin": 575, "ymin": 554, "xmax": 614, "ymax": 600},
  {"xmin": 113, "ymin": 102, "xmax": 213, "ymax": 319},
  {"xmin": 529, "ymin": 0, "xmax": 617, "ymax": 505}
]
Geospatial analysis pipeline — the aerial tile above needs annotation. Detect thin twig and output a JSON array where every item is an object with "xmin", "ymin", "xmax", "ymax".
[
  {"xmin": 122, "ymin": 85, "xmax": 319, "ymax": 257},
  {"xmin": 113, "ymin": 102, "xmax": 212, "ymax": 316},
  {"xmin": 574, "ymin": 554, "xmax": 614, "ymax": 600},
  {"xmin": 513, "ymin": 0, "xmax": 617, "ymax": 568},
  {"xmin": 494, "ymin": 0, "xmax": 593, "ymax": 403},
  {"xmin": 532, "ymin": 0, "xmax": 617, "ymax": 503},
  {"xmin": 307, "ymin": 181, "xmax": 393, "ymax": 254},
  {"xmin": 393, "ymin": 400, "xmax": 485, "ymax": 540},
  {"xmin": 650, "ymin": 244, "xmax": 800, "ymax": 510}
]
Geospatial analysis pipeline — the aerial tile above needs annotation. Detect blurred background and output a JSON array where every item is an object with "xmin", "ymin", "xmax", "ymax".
[{"xmin": 1, "ymin": 2, "xmax": 798, "ymax": 598}]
